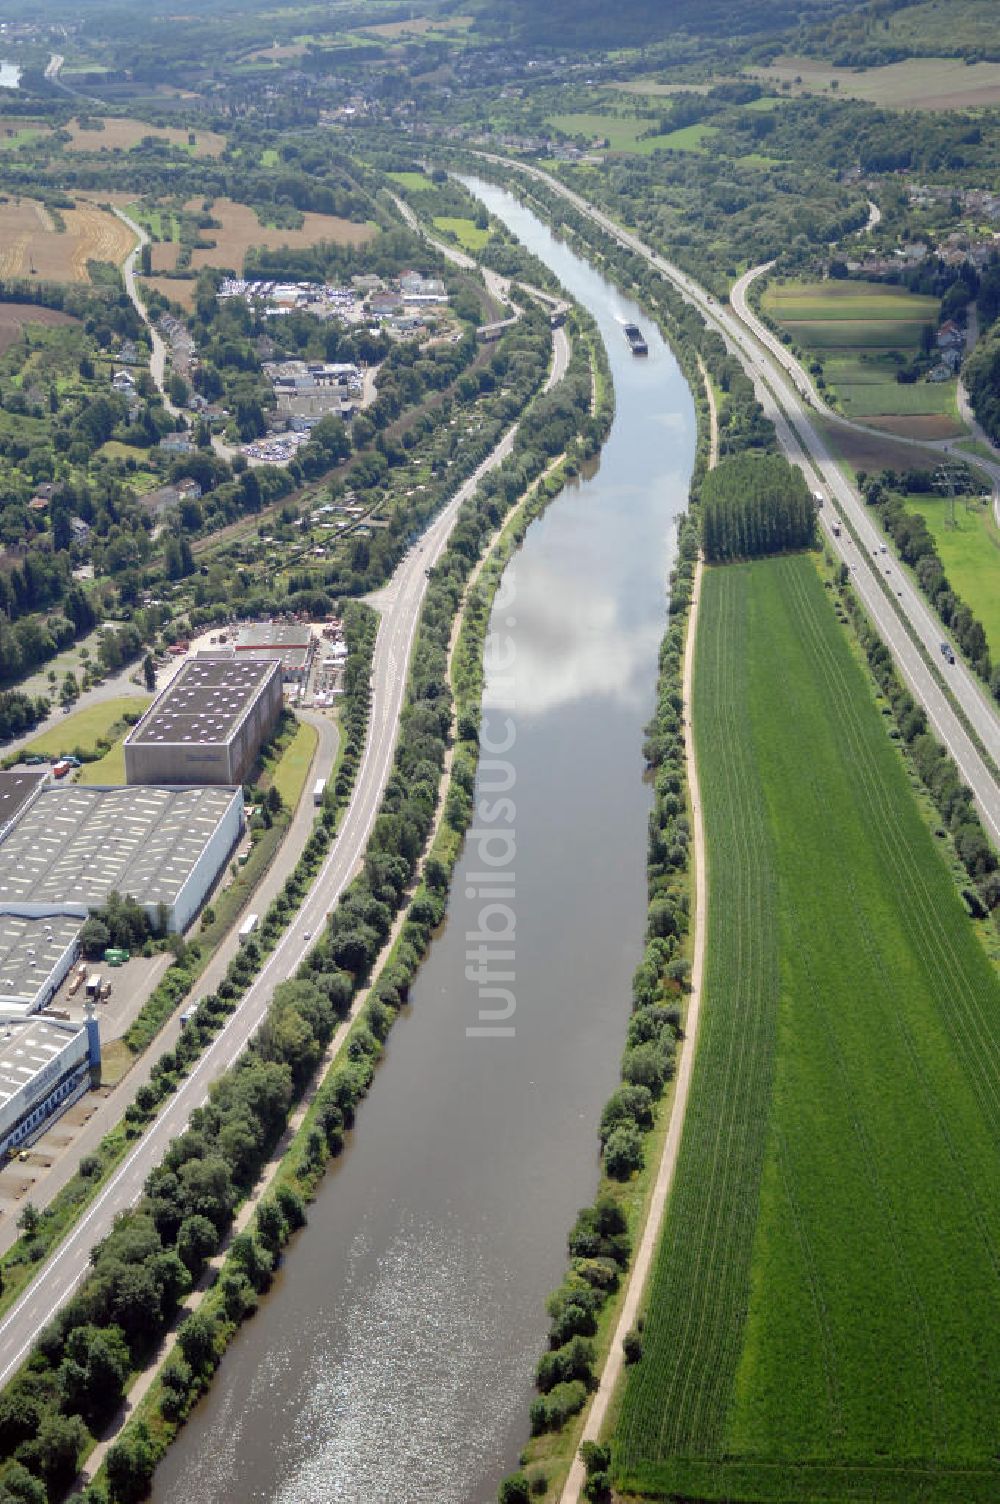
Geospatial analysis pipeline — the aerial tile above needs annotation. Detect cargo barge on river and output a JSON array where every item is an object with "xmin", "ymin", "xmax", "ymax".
[{"xmin": 623, "ymin": 322, "xmax": 648, "ymax": 355}]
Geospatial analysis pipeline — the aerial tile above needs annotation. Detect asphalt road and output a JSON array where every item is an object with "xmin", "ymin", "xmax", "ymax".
[
  {"xmin": 479, "ymin": 155, "xmax": 1000, "ymax": 846},
  {"xmin": 114, "ymin": 210, "xmax": 241, "ymax": 464},
  {"xmin": 0, "ymin": 322, "xmax": 569, "ymax": 1390},
  {"xmin": 727, "ymin": 265, "xmax": 1000, "ymax": 766},
  {"xmin": 0, "ymin": 710, "xmax": 340, "ymax": 1258}
]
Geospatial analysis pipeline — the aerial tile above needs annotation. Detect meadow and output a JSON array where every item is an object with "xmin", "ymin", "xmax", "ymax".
[
  {"xmin": 432, "ymin": 215, "xmax": 489, "ymax": 252},
  {"xmin": 269, "ymin": 718, "xmax": 319, "ymax": 809},
  {"xmin": 24, "ymin": 696, "xmax": 150, "ymax": 760},
  {"xmin": 614, "ymin": 555, "xmax": 1000, "ymax": 1503},
  {"xmin": 383, "ymin": 170, "xmax": 436, "ymax": 191},
  {"xmin": 546, "ymin": 111, "xmax": 715, "ymax": 155},
  {"xmin": 762, "ymin": 278, "xmax": 963, "ymax": 437},
  {"xmin": 753, "ymin": 54, "xmax": 1000, "ymax": 111},
  {"xmin": 906, "ymin": 492, "xmax": 1000, "ymax": 661}
]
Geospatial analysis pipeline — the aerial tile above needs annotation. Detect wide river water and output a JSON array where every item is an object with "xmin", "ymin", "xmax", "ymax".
[{"xmin": 151, "ymin": 178, "xmax": 696, "ymax": 1504}]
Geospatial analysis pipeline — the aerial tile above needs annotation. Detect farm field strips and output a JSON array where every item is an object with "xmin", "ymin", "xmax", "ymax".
[
  {"xmin": 615, "ymin": 555, "xmax": 1000, "ymax": 1503},
  {"xmin": 762, "ymin": 279, "xmax": 963, "ymax": 439}
]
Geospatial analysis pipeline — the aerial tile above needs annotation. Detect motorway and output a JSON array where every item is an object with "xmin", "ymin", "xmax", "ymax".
[
  {"xmin": 0, "ymin": 318, "xmax": 569, "ymax": 1389},
  {"xmin": 477, "ymin": 155, "xmax": 1000, "ymax": 846}
]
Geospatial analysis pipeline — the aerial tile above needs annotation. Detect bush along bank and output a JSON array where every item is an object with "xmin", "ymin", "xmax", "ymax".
[
  {"xmin": 496, "ymin": 499, "xmax": 702, "ymax": 1504},
  {"xmin": 834, "ymin": 567, "xmax": 1000, "ymax": 917},
  {"xmin": 56, "ymin": 318, "xmax": 603, "ymax": 1504}
]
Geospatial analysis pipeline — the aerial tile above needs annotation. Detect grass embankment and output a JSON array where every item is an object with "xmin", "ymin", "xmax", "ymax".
[
  {"xmin": 903, "ymin": 491, "xmax": 1000, "ymax": 661},
  {"xmin": 269, "ymin": 719, "xmax": 319, "ymax": 808},
  {"xmin": 762, "ymin": 278, "xmax": 962, "ymax": 438},
  {"xmin": 615, "ymin": 554, "xmax": 1000, "ymax": 1503},
  {"xmin": 21, "ymin": 696, "xmax": 150, "ymax": 761}
]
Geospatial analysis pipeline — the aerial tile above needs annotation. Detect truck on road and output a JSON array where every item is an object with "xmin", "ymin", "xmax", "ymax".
[
  {"xmin": 238, "ymin": 913, "xmax": 259, "ymax": 944},
  {"xmin": 313, "ymin": 778, "xmax": 326, "ymax": 807}
]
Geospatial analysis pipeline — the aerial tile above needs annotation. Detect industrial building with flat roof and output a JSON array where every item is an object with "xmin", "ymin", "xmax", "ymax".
[
  {"xmin": 124, "ymin": 655, "xmax": 282, "ymax": 786},
  {"xmin": 0, "ymin": 784, "xmax": 243, "ymax": 933},
  {"xmin": 0, "ymin": 1013, "xmax": 100, "ymax": 1159},
  {"xmin": 0, "ymin": 913, "xmax": 83, "ymax": 1019},
  {"xmin": 234, "ymin": 621, "xmax": 315, "ymax": 684},
  {"xmin": 0, "ymin": 769, "xmax": 48, "ymax": 840}
]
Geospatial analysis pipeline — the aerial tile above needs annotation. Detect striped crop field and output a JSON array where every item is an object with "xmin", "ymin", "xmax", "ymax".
[{"xmin": 614, "ymin": 555, "xmax": 1000, "ymax": 1503}]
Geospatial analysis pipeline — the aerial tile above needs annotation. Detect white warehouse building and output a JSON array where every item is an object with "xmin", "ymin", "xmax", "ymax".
[
  {"xmin": 0, "ymin": 1013, "xmax": 101, "ymax": 1159},
  {"xmin": 0, "ymin": 913, "xmax": 84, "ymax": 1019},
  {"xmin": 0, "ymin": 785, "xmax": 243, "ymax": 934}
]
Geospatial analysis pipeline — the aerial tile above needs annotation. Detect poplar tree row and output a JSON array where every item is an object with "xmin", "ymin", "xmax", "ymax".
[{"xmin": 701, "ymin": 453, "xmax": 815, "ymax": 563}]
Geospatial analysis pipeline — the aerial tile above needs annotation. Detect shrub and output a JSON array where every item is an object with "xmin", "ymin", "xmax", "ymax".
[
  {"xmin": 529, "ymin": 1380, "xmax": 587, "ymax": 1435},
  {"xmin": 604, "ymin": 1121, "xmax": 644, "ymax": 1180}
]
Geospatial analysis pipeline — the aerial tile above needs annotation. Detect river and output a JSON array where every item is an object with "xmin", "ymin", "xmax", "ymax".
[{"xmin": 150, "ymin": 178, "xmax": 696, "ymax": 1504}]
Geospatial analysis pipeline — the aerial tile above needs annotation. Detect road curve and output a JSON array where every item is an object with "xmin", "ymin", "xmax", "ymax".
[
  {"xmin": 729, "ymin": 261, "xmax": 1000, "ymax": 754},
  {"xmin": 0, "ymin": 326, "xmax": 568, "ymax": 1390},
  {"xmin": 476, "ymin": 155, "xmax": 1000, "ymax": 847},
  {"xmin": 113, "ymin": 209, "xmax": 240, "ymax": 464}
]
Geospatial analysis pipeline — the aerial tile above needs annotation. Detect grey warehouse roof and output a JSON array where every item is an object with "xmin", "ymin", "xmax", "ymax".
[
  {"xmin": 0, "ymin": 914, "xmax": 82, "ymax": 1011},
  {"xmin": 0, "ymin": 770, "xmax": 47, "ymax": 831},
  {"xmin": 235, "ymin": 621, "xmax": 312, "ymax": 649},
  {"xmin": 0, "ymin": 786, "xmax": 239, "ymax": 913},
  {"xmin": 0, "ymin": 1016, "xmax": 82, "ymax": 1112},
  {"xmin": 232, "ymin": 643, "xmax": 310, "ymax": 669},
  {"xmin": 127, "ymin": 657, "xmax": 280, "ymax": 747}
]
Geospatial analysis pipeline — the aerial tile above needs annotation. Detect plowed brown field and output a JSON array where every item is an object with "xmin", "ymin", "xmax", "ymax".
[
  {"xmin": 185, "ymin": 197, "xmax": 374, "ymax": 272},
  {"xmin": 0, "ymin": 303, "xmax": 78, "ymax": 355},
  {"xmin": 0, "ymin": 198, "xmax": 134, "ymax": 281},
  {"xmin": 66, "ymin": 117, "xmax": 226, "ymax": 157}
]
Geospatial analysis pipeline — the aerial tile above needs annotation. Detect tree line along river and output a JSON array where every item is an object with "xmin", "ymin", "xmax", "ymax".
[{"xmin": 150, "ymin": 178, "xmax": 697, "ymax": 1504}]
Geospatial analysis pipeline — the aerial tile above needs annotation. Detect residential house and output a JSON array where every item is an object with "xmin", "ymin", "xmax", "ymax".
[{"xmin": 936, "ymin": 320, "xmax": 965, "ymax": 350}]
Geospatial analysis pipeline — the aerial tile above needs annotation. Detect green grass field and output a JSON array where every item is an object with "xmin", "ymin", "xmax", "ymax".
[
  {"xmin": 762, "ymin": 279, "xmax": 963, "ymax": 432},
  {"xmin": 614, "ymin": 555, "xmax": 1000, "ymax": 1503},
  {"xmin": 270, "ymin": 718, "xmax": 318, "ymax": 809},
  {"xmin": 77, "ymin": 741, "xmax": 127, "ymax": 785},
  {"xmin": 432, "ymin": 215, "xmax": 489, "ymax": 252},
  {"xmin": 24, "ymin": 696, "xmax": 150, "ymax": 760},
  {"xmin": 906, "ymin": 493, "xmax": 1000, "ymax": 660},
  {"xmin": 0, "ymin": 128, "xmax": 46, "ymax": 152},
  {"xmin": 386, "ymin": 170, "xmax": 434, "ymax": 192},
  {"xmin": 125, "ymin": 202, "xmax": 179, "ymax": 241},
  {"xmin": 546, "ymin": 111, "xmax": 713, "ymax": 155}
]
